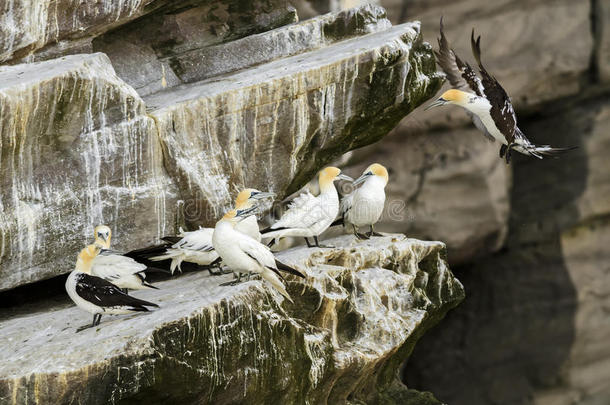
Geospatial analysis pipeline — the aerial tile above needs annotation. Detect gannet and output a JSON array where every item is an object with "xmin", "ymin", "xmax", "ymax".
[
  {"xmin": 213, "ymin": 209, "xmax": 304, "ymax": 302},
  {"xmin": 91, "ymin": 225, "xmax": 158, "ymax": 292},
  {"xmin": 262, "ymin": 167, "xmax": 353, "ymax": 248},
  {"xmin": 427, "ymin": 19, "xmax": 574, "ymax": 163},
  {"xmin": 340, "ymin": 163, "xmax": 388, "ymax": 239},
  {"xmin": 65, "ymin": 244, "xmax": 159, "ymax": 332},
  {"xmin": 149, "ymin": 189, "xmax": 274, "ymax": 273}
]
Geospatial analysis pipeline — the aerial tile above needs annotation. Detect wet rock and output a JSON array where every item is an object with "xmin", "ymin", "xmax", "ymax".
[{"xmin": 0, "ymin": 234, "xmax": 463, "ymax": 405}]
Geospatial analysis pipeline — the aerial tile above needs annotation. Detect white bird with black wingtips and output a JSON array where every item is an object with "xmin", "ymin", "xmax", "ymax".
[
  {"xmin": 261, "ymin": 167, "xmax": 353, "ymax": 248},
  {"xmin": 91, "ymin": 225, "xmax": 158, "ymax": 292},
  {"xmin": 426, "ymin": 18, "xmax": 574, "ymax": 163},
  {"xmin": 65, "ymin": 244, "xmax": 159, "ymax": 332},
  {"xmin": 149, "ymin": 189, "xmax": 275, "ymax": 273},
  {"xmin": 213, "ymin": 208, "xmax": 305, "ymax": 302},
  {"xmin": 340, "ymin": 163, "xmax": 389, "ymax": 239}
]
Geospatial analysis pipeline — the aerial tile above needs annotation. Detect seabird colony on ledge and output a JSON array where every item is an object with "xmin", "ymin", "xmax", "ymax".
[{"xmin": 65, "ymin": 20, "xmax": 574, "ymax": 331}]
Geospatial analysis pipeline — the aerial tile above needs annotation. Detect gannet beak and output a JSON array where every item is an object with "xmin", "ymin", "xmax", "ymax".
[
  {"xmin": 336, "ymin": 174, "xmax": 353, "ymax": 182},
  {"xmin": 353, "ymin": 172, "xmax": 372, "ymax": 186},
  {"xmin": 424, "ymin": 98, "xmax": 447, "ymax": 111},
  {"xmin": 236, "ymin": 206, "xmax": 257, "ymax": 218},
  {"xmin": 251, "ymin": 191, "xmax": 276, "ymax": 200}
]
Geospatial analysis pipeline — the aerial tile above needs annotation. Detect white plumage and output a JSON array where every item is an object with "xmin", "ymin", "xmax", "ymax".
[
  {"xmin": 213, "ymin": 210, "xmax": 293, "ymax": 302},
  {"xmin": 149, "ymin": 189, "xmax": 274, "ymax": 273},
  {"xmin": 341, "ymin": 163, "xmax": 388, "ymax": 238},
  {"xmin": 90, "ymin": 225, "xmax": 154, "ymax": 290},
  {"xmin": 263, "ymin": 167, "xmax": 352, "ymax": 247}
]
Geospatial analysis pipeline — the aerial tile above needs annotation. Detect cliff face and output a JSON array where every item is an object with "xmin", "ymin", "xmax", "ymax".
[
  {"xmin": 0, "ymin": 235, "xmax": 464, "ymax": 404},
  {"xmin": 307, "ymin": 1, "xmax": 610, "ymax": 404},
  {"xmin": 0, "ymin": 3, "xmax": 442, "ymax": 292}
]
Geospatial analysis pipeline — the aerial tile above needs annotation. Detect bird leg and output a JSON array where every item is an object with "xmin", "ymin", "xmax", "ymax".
[
  {"xmin": 314, "ymin": 236, "xmax": 335, "ymax": 249},
  {"xmin": 76, "ymin": 313, "xmax": 102, "ymax": 333},
  {"xmin": 499, "ymin": 144, "xmax": 507, "ymax": 158},
  {"xmin": 304, "ymin": 237, "xmax": 313, "ymax": 248},
  {"xmin": 353, "ymin": 225, "xmax": 368, "ymax": 240},
  {"xmin": 220, "ymin": 272, "xmax": 243, "ymax": 287},
  {"xmin": 368, "ymin": 224, "xmax": 383, "ymax": 237},
  {"xmin": 207, "ymin": 257, "xmax": 224, "ymax": 275},
  {"xmin": 505, "ymin": 143, "xmax": 514, "ymax": 164}
]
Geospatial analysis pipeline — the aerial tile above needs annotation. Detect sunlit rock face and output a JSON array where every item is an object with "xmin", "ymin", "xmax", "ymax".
[
  {"xmin": 0, "ymin": 53, "xmax": 179, "ymax": 291},
  {"xmin": 0, "ymin": 4, "xmax": 442, "ymax": 291},
  {"xmin": 0, "ymin": 235, "xmax": 463, "ymax": 405}
]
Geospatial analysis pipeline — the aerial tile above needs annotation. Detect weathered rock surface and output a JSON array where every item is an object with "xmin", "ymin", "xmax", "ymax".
[
  {"xmin": 0, "ymin": 53, "xmax": 180, "ymax": 292},
  {"xmin": 1, "ymin": 0, "xmax": 298, "ymax": 65},
  {"xmin": 0, "ymin": 235, "xmax": 463, "ymax": 405},
  {"xmin": 146, "ymin": 19, "xmax": 442, "ymax": 225},
  {"xmin": 0, "ymin": 5, "xmax": 442, "ymax": 291}
]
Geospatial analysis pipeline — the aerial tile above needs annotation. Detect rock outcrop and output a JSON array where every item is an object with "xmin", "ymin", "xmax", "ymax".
[
  {"xmin": 0, "ymin": 4, "xmax": 443, "ymax": 292},
  {"xmin": 0, "ymin": 235, "xmax": 464, "ymax": 405}
]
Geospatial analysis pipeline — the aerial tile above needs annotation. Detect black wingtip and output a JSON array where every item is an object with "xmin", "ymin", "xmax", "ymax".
[
  {"xmin": 329, "ymin": 218, "xmax": 344, "ymax": 228},
  {"xmin": 143, "ymin": 282, "xmax": 159, "ymax": 290},
  {"xmin": 275, "ymin": 259, "xmax": 306, "ymax": 278}
]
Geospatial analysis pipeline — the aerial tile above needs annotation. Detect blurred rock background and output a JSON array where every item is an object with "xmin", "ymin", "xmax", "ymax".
[{"xmin": 303, "ymin": 1, "xmax": 610, "ymax": 404}]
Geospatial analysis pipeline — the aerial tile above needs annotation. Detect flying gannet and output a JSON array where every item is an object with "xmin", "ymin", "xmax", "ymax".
[
  {"xmin": 149, "ymin": 189, "xmax": 275, "ymax": 273},
  {"xmin": 427, "ymin": 19, "xmax": 574, "ymax": 163},
  {"xmin": 65, "ymin": 244, "xmax": 159, "ymax": 332},
  {"xmin": 91, "ymin": 225, "xmax": 158, "ymax": 292},
  {"xmin": 340, "ymin": 163, "xmax": 388, "ymax": 239},
  {"xmin": 262, "ymin": 167, "xmax": 353, "ymax": 248},
  {"xmin": 213, "ymin": 209, "xmax": 304, "ymax": 302}
]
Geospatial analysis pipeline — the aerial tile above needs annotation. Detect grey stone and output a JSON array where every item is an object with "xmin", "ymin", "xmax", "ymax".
[
  {"xmin": 0, "ymin": 53, "xmax": 180, "ymax": 292},
  {"xmin": 0, "ymin": 234, "xmax": 464, "ymax": 405},
  {"xmin": 145, "ymin": 21, "xmax": 442, "ymax": 227}
]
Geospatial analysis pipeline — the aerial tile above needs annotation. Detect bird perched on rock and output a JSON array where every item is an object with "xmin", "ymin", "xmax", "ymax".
[
  {"xmin": 213, "ymin": 209, "xmax": 304, "ymax": 302},
  {"xmin": 149, "ymin": 189, "xmax": 275, "ymax": 273},
  {"xmin": 262, "ymin": 167, "xmax": 352, "ymax": 248},
  {"xmin": 427, "ymin": 18, "xmax": 574, "ymax": 163},
  {"xmin": 340, "ymin": 163, "xmax": 388, "ymax": 239},
  {"xmin": 65, "ymin": 244, "xmax": 159, "ymax": 332},
  {"xmin": 91, "ymin": 225, "xmax": 158, "ymax": 292}
]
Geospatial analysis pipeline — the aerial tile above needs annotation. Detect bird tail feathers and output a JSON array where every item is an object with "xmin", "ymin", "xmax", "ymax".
[
  {"xmin": 524, "ymin": 145, "xmax": 577, "ymax": 159},
  {"xmin": 261, "ymin": 270, "xmax": 293, "ymax": 304}
]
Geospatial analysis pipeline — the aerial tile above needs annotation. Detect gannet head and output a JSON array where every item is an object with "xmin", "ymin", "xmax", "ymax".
[
  {"xmin": 235, "ymin": 188, "xmax": 276, "ymax": 210},
  {"xmin": 75, "ymin": 244, "xmax": 101, "ymax": 273},
  {"xmin": 353, "ymin": 163, "xmax": 389, "ymax": 186},
  {"xmin": 318, "ymin": 167, "xmax": 353, "ymax": 191},
  {"xmin": 425, "ymin": 89, "xmax": 471, "ymax": 110},
  {"xmin": 93, "ymin": 225, "xmax": 111, "ymax": 249}
]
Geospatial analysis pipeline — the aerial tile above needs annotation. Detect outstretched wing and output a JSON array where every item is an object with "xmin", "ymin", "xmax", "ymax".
[
  {"xmin": 471, "ymin": 30, "xmax": 517, "ymax": 144},
  {"xmin": 435, "ymin": 17, "xmax": 484, "ymax": 96},
  {"xmin": 435, "ymin": 18, "xmax": 495, "ymax": 142}
]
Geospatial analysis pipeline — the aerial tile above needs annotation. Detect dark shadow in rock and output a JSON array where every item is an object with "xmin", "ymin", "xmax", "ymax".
[{"xmin": 402, "ymin": 95, "xmax": 598, "ymax": 404}]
